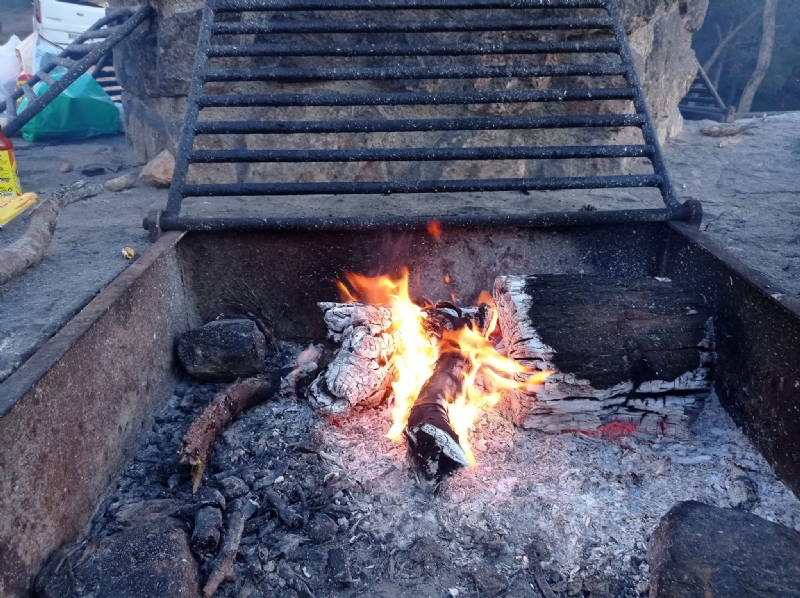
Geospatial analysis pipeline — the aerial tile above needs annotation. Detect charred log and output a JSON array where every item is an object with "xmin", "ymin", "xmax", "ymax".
[
  {"xmin": 180, "ymin": 375, "xmax": 279, "ymax": 493},
  {"xmin": 202, "ymin": 497, "xmax": 258, "ymax": 598},
  {"xmin": 308, "ymin": 302, "xmax": 396, "ymax": 413},
  {"xmin": 494, "ymin": 275, "xmax": 715, "ymax": 436},
  {"xmin": 405, "ymin": 352, "xmax": 471, "ymax": 482}
]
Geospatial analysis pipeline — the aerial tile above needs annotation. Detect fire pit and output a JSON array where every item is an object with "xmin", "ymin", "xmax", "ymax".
[{"xmin": 2, "ymin": 0, "xmax": 800, "ymax": 595}]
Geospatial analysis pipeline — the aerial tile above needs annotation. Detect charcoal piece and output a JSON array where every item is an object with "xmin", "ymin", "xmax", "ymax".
[
  {"xmin": 218, "ymin": 476, "xmax": 249, "ymax": 500},
  {"xmin": 191, "ymin": 506, "xmax": 224, "ymax": 557},
  {"xmin": 648, "ymin": 501, "xmax": 800, "ymax": 598},
  {"xmin": 307, "ymin": 512, "xmax": 338, "ymax": 543},
  {"xmin": 277, "ymin": 563, "xmax": 316, "ymax": 598},
  {"xmin": 327, "ymin": 548, "xmax": 353, "ymax": 587},
  {"xmin": 35, "ymin": 519, "xmax": 200, "ymax": 598},
  {"xmin": 203, "ymin": 498, "xmax": 259, "ymax": 598},
  {"xmin": 178, "ymin": 319, "xmax": 269, "ymax": 381},
  {"xmin": 264, "ymin": 489, "xmax": 304, "ymax": 529},
  {"xmin": 405, "ymin": 352, "xmax": 470, "ymax": 482},
  {"xmin": 198, "ymin": 487, "xmax": 226, "ymax": 510}
]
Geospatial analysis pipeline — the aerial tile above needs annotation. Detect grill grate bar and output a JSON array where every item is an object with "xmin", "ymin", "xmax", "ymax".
[
  {"xmin": 201, "ymin": 63, "xmax": 628, "ymax": 82},
  {"xmin": 206, "ymin": 40, "xmax": 620, "ymax": 58},
  {"xmin": 213, "ymin": 0, "xmax": 609, "ymax": 11},
  {"xmin": 198, "ymin": 87, "xmax": 638, "ymax": 108},
  {"xmin": 189, "ymin": 144, "xmax": 654, "ymax": 164},
  {"xmin": 181, "ymin": 174, "xmax": 663, "ymax": 197},
  {"xmin": 210, "ymin": 17, "xmax": 615, "ymax": 35}
]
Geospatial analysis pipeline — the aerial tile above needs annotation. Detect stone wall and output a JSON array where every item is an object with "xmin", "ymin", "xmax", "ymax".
[{"xmin": 110, "ymin": 0, "xmax": 708, "ymax": 172}]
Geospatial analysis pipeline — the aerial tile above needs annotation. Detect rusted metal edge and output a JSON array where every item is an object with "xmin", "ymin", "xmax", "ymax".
[
  {"xmin": 0, "ymin": 231, "xmax": 184, "ymax": 419},
  {"xmin": 668, "ymin": 222, "xmax": 800, "ymax": 317}
]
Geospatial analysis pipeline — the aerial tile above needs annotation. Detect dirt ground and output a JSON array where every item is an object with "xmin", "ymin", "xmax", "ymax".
[
  {"xmin": 0, "ymin": 113, "xmax": 798, "ymax": 383},
  {"xmin": 0, "ymin": 0, "xmax": 33, "ymax": 45}
]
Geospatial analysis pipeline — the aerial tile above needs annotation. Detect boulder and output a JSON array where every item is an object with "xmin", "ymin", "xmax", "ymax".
[
  {"xmin": 177, "ymin": 318, "xmax": 268, "ymax": 381},
  {"xmin": 139, "ymin": 150, "xmax": 175, "ymax": 188},
  {"xmin": 648, "ymin": 501, "xmax": 800, "ymax": 598}
]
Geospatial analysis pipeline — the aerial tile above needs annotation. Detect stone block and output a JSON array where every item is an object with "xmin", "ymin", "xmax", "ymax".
[{"xmin": 177, "ymin": 319, "xmax": 268, "ymax": 381}]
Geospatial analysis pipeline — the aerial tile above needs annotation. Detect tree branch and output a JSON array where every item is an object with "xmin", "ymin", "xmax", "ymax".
[
  {"xmin": 738, "ymin": 0, "xmax": 779, "ymax": 114},
  {"xmin": 703, "ymin": 6, "xmax": 763, "ymax": 73}
]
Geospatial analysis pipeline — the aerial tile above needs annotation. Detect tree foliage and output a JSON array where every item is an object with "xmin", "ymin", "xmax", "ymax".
[{"xmin": 693, "ymin": 0, "xmax": 800, "ymax": 111}]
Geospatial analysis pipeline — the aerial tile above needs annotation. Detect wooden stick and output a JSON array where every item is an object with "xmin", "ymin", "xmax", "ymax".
[
  {"xmin": 180, "ymin": 376, "xmax": 279, "ymax": 493},
  {"xmin": 202, "ymin": 498, "xmax": 258, "ymax": 598},
  {"xmin": 700, "ymin": 121, "xmax": 759, "ymax": 137}
]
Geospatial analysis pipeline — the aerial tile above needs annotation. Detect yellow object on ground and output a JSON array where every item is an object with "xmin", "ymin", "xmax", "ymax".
[
  {"xmin": 122, "ymin": 247, "xmax": 135, "ymax": 260},
  {"xmin": 0, "ymin": 192, "xmax": 38, "ymax": 225}
]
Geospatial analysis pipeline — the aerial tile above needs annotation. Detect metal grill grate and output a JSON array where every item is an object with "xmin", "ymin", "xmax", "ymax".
[{"xmin": 157, "ymin": 0, "xmax": 700, "ymax": 234}]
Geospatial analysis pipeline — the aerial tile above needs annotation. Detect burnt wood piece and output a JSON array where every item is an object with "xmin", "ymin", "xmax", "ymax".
[
  {"xmin": 308, "ymin": 302, "xmax": 396, "ymax": 413},
  {"xmin": 494, "ymin": 275, "xmax": 715, "ymax": 436},
  {"xmin": 202, "ymin": 498, "xmax": 258, "ymax": 598},
  {"xmin": 180, "ymin": 375, "xmax": 279, "ymax": 493},
  {"xmin": 405, "ymin": 351, "xmax": 471, "ymax": 482}
]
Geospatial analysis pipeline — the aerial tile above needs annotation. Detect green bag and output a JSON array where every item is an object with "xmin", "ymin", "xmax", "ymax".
[{"xmin": 19, "ymin": 71, "xmax": 120, "ymax": 142}]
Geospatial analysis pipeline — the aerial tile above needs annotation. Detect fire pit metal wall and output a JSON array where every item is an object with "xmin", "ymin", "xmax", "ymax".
[{"xmin": 153, "ymin": 0, "xmax": 701, "ymax": 234}]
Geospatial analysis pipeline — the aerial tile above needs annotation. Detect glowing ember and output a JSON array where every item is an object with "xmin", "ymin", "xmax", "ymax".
[{"xmin": 336, "ymin": 268, "xmax": 551, "ymax": 466}]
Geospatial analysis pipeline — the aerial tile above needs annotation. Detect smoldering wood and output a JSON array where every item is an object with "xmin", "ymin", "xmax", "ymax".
[
  {"xmin": 180, "ymin": 375, "xmax": 280, "ymax": 493},
  {"xmin": 405, "ymin": 351, "xmax": 471, "ymax": 481},
  {"xmin": 202, "ymin": 498, "xmax": 258, "ymax": 598},
  {"xmin": 494, "ymin": 275, "xmax": 715, "ymax": 436},
  {"xmin": 308, "ymin": 302, "xmax": 396, "ymax": 413}
]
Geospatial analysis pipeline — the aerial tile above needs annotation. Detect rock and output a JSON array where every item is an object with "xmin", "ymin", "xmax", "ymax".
[
  {"xmin": 725, "ymin": 472, "xmax": 759, "ymax": 510},
  {"xmin": 307, "ymin": 512, "xmax": 338, "ymax": 543},
  {"xmin": 197, "ymin": 487, "xmax": 226, "ymax": 510},
  {"xmin": 648, "ymin": 501, "xmax": 800, "ymax": 598},
  {"xmin": 105, "ymin": 173, "xmax": 136, "ymax": 192},
  {"xmin": 59, "ymin": 161, "xmax": 74, "ymax": 173},
  {"xmin": 81, "ymin": 165, "xmax": 107, "ymax": 177},
  {"xmin": 327, "ymin": 548, "xmax": 353, "ymax": 586},
  {"xmin": 139, "ymin": 150, "xmax": 175, "ymax": 188},
  {"xmin": 35, "ymin": 519, "xmax": 201, "ymax": 598},
  {"xmin": 191, "ymin": 506, "xmax": 223, "ymax": 557},
  {"xmin": 177, "ymin": 319, "xmax": 268, "ymax": 381},
  {"xmin": 472, "ymin": 565, "xmax": 508, "ymax": 597},
  {"xmin": 218, "ymin": 475, "xmax": 249, "ymax": 500}
]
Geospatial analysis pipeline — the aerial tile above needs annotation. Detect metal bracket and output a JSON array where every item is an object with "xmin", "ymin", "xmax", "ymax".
[
  {"xmin": 143, "ymin": 207, "xmax": 164, "ymax": 242},
  {"xmin": 683, "ymin": 199, "xmax": 703, "ymax": 228}
]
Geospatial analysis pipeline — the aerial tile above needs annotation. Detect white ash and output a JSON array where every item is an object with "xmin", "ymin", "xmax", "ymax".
[{"xmin": 317, "ymin": 390, "xmax": 800, "ymax": 594}]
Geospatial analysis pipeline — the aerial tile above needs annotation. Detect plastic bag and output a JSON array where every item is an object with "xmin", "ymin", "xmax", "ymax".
[
  {"xmin": 18, "ymin": 72, "xmax": 120, "ymax": 142},
  {"xmin": 0, "ymin": 36, "xmax": 22, "ymax": 103}
]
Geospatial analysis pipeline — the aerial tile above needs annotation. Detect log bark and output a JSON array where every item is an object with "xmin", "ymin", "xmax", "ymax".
[
  {"xmin": 180, "ymin": 376, "xmax": 279, "ymax": 493},
  {"xmin": 494, "ymin": 275, "xmax": 715, "ymax": 436}
]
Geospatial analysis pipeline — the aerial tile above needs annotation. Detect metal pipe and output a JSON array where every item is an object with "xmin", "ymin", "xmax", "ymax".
[
  {"xmin": 189, "ymin": 144, "xmax": 654, "ymax": 163},
  {"xmin": 201, "ymin": 62, "xmax": 628, "ymax": 83},
  {"xmin": 210, "ymin": 16, "xmax": 615, "ymax": 35},
  {"xmin": 198, "ymin": 87, "xmax": 637, "ymax": 108},
  {"xmin": 194, "ymin": 113, "xmax": 646, "ymax": 135},
  {"xmin": 213, "ymin": 0, "xmax": 609, "ymax": 11},
  {"xmin": 207, "ymin": 39, "xmax": 620, "ymax": 58},
  {"xmin": 180, "ymin": 174, "xmax": 662, "ymax": 197}
]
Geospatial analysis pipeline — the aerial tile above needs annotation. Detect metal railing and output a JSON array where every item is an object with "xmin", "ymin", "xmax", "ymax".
[{"xmin": 154, "ymin": 0, "xmax": 699, "ymax": 234}]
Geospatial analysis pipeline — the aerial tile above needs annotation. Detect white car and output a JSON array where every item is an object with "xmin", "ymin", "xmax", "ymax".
[{"xmin": 33, "ymin": 0, "xmax": 107, "ymax": 46}]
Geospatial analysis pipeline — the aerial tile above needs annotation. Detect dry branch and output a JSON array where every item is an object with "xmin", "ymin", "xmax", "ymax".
[
  {"xmin": 180, "ymin": 376, "xmax": 279, "ymax": 493},
  {"xmin": 700, "ymin": 121, "xmax": 759, "ymax": 137},
  {"xmin": 0, "ymin": 182, "xmax": 102, "ymax": 286},
  {"xmin": 738, "ymin": 0, "xmax": 779, "ymax": 114},
  {"xmin": 202, "ymin": 498, "xmax": 258, "ymax": 598}
]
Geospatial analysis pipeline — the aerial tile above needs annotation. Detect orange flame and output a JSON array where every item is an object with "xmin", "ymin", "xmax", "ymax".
[
  {"xmin": 427, "ymin": 220, "xmax": 442, "ymax": 241},
  {"xmin": 336, "ymin": 269, "xmax": 551, "ymax": 465}
]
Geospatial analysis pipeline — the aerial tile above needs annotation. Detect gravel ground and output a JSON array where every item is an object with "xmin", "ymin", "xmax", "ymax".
[{"xmin": 1, "ymin": 113, "xmax": 798, "ymax": 382}]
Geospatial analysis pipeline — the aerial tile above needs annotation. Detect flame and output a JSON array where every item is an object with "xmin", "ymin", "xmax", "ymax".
[
  {"xmin": 427, "ymin": 220, "xmax": 442, "ymax": 241},
  {"xmin": 336, "ymin": 269, "xmax": 551, "ymax": 465}
]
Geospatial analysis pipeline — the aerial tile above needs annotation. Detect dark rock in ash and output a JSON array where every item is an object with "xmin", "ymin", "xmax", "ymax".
[
  {"xmin": 472, "ymin": 565, "xmax": 509, "ymax": 597},
  {"xmin": 191, "ymin": 506, "xmax": 223, "ymax": 557},
  {"xmin": 177, "ymin": 319, "xmax": 268, "ymax": 381},
  {"xmin": 725, "ymin": 472, "xmax": 759, "ymax": 511},
  {"xmin": 35, "ymin": 519, "xmax": 201, "ymax": 598},
  {"xmin": 218, "ymin": 475, "xmax": 250, "ymax": 500},
  {"xmin": 327, "ymin": 547, "xmax": 354, "ymax": 586},
  {"xmin": 649, "ymin": 501, "xmax": 800, "ymax": 598},
  {"xmin": 307, "ymin": 512, "xmax": 338, "ymax": 543}
]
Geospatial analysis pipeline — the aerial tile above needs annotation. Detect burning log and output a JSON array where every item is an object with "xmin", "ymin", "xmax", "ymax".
[
  {"xmin": 308, "ymin": 302, "xmax": 396, "ymax": 413},
  {"xmin": 405, "ymin": 351, "xmax": 471, "ymax": 481},
  {"xmin": 180, "ymin": 375, "xmax": 279, "ymax": 493},
  {"xmin": 494, "ymin": 275, "xmax": 715, "ymax": 436}
]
